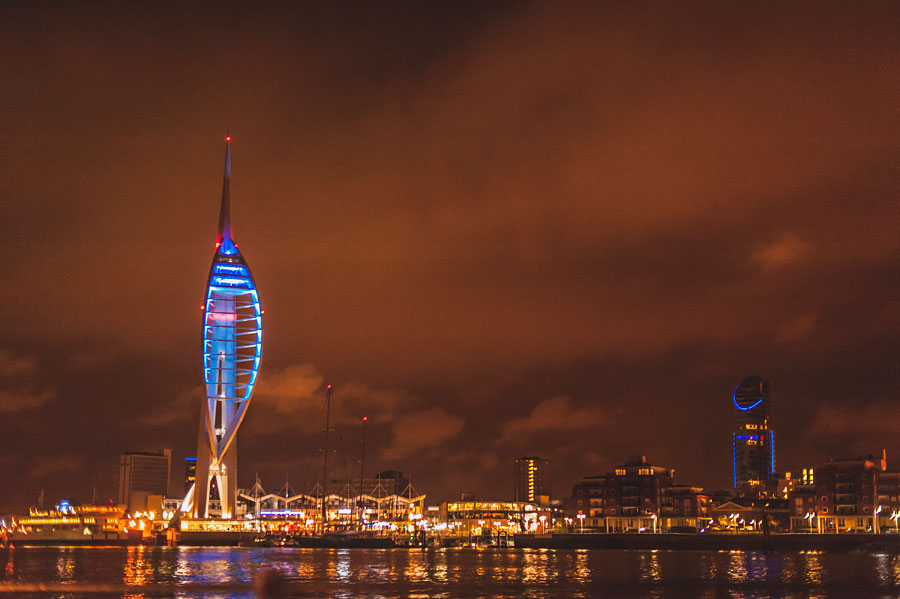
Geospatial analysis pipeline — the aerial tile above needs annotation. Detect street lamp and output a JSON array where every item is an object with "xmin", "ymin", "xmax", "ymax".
[
  {"xmin": 650, "ymin": 513, "xmax": 657, "ymax": 534},
  {"xmin": 875, "ymin": 505, "xmax": 883, "ymax": 534},
  {"xmin": 577, "ymin": 513, "xmax": 585, "ymax": 533},
  {"xmin": 890, "ymin": 510, "xmax": 900, "ymax": 533}
]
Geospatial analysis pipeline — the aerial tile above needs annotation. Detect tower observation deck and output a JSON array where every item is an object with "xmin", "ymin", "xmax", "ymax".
[{"xmin": 182, "ymin": 136, "xmax": 263, "ymax": 519}]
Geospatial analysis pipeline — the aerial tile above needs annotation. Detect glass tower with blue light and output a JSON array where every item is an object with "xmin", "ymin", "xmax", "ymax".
[
  {"xmin": 732, "ymin": 375, "xmax": 775, "ymax": 488},
  {"xmin": 182, "ymin": 136, "xmax": 263, "ymax": 519}
]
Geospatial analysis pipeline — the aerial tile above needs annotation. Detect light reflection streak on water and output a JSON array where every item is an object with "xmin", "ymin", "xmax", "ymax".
[
  {"xmin": 727, "ymin": 550, "xmax": 748, "ymax": 582},
  {"xmin": 638, "ymin": 550, "xmax": 662, "ymax": 583},
  {"xmin": 333, "ymin": 549, "xmax": 351, "ymax": 583},
  {"xmin": 875, "ymin": 553, "xmax": 890, "ymax": 585},
  {"xmin": 699, "ymin": 551, "xmax": 717, "ymax": 581},
  {"xmin": 123, "ymin": 546, "xmax": 149, "ymax": 586},
  {"xmin": 801, "ymin": 551, "xmax": 823, "ymax": 586},
  {"xmin": 495, "ymin": 551, "xmax": 509, "ymax": 583},
  {"xmin": 432, "ymin": 549, "xmax": 448, "ymax": 582},
  {"xmin": 745, "ymin": 551, "xmax": 769, "ymax": 580},
  {"xmin": 781, "ymin": 552, "xmax": 797, "ymax": 583},
  {"xmin": 520, "ymin": 549, "xmax": 547, "ymax": 584},
  {"xmin": 55, "ymin": 548, "xmax": 75, "ymax": 582},
  {"xmin": 574, "ymin": 549, "xmax": 590, "ymax": 583},
  {"xmin": 407, "ymin": 551, "xmax": 432, "ymax": 583},
  {"xmin": 323, "ymin": 548, "xmax": 337, "ymax": 582}
]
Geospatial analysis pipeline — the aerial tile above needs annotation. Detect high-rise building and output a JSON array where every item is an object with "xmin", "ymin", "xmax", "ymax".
[
  {"xmin": 184, "ymin": 457, "xmax": 197, "ymax": 493},
  {"xmin": 514, "ymin": 457, "xmax": 551, "ymax": 504},
  {"xmin": 732, "ymin": 375, "xmax": 775, "ymax": 488},
  {"xmin": 118, "ymin": 449, "xmax": 171, "ymax": 513},
  {"xmin": 182, "ymin": 136, "xmax": 263, "ymax": 519}
]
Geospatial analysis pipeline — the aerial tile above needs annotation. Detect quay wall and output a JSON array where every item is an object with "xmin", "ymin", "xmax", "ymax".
[{"xmin": 514, "ymin": 533, "xmax": 900, "ymax": 552}]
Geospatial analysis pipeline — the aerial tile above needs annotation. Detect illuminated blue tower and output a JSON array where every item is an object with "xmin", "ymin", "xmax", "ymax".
[
  {"xmin": 183, "ymin": 136, "xmax": 263, "ymax": 519},
  {"xmin": 732, "ymin": 375, "xmax": 775, "ymax": 488}
]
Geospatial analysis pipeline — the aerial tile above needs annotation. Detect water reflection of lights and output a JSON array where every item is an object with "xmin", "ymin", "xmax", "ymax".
[
  {"xmin": 727, "ymin": 551, "xmax": 748, "ymax": 582},
  {"xmin": 406, "ymin": 553, "xmax": 431, "ymax": 583},
  {"xmin": 55, "ymin": 548, "xmax": 75, "ymax": 582},
  {"xmin": 520, "ymin": 549, "xmax": 553, "ymax": 584},
  {"xmin": 432, "ymin": 549, "xmax": 448, "ymax": 582},
  {"xmin": 295, "ymin": 548, "xmax": 318, "ymax": 580},
  {"xmin": 744, "ymin": 552, "xmax": 771, "ymax": 580},
  {"xmin": 800, "ymin": 551, "xmax": 824, "ymax": 587},
  {"xmin": 333, "ymin": 548, "xmax": 352, "ymax": 583},
  {"xmin": 574, "ymin": 549, "xmax": 590, "ymax": 582},
  {"xmin": 875, "ymin": 553, "xmax": 890, "ymax": 585},
  {"xmin": 699, "ymin": 552, "xmax": 717, "ymax": 581},
  {"xmin": 638, "ymin": 550, "xmax": 662, "ymax": 583},
  {"xmin": 123, "ymin": 546, "xmax": 150, "ymax": 586},
  {"xmin": 323, "ymin": 548, "xmax": 338, "ymax": 582},
  {"xmin": 892, "ymin": 554, "xmax": 900, "ymax": 585},
  {"xmin": 781, "ymin": 553, "xmax": 797, "ymax": 583}
]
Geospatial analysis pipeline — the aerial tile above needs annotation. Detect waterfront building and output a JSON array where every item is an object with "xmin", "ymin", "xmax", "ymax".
[
  {"xmin": 787, "ymin": 478, "xmax": 818, "ymax": 531},
  {"xmin": 236, "ymin": 480, "xmax": 425, "ymax": 533},
  {"xmin": 567, "ymin": 456, "xmax": 698, "ymax": 532},
  {"xmin": 775, "ymin": 466, "xmax": 815, "ymax": 500},
  {"xmin": 442, "ymin": 500, "xmax": 551, "ymax": 539},
  {"xmin": 514, "ymin": 457, "xmax": 551, "ymax": 505},
  {"xmin": 732, "ymin": 376, "xmax": 775, "ymax": 488},
  {"xmin": 182, "ymin": 137, "xmax": 263, "ymax": 519},
  {"xmin": 782, "ymin": 452, "xmax": 900, "ymax": 533},
  {"xmin": 118, "ymin": 450, "xmax": 171, "ymax": 513},
  {"xmin": 806, "ymin": 454, "xmax": 889, "ymax": 533},
  {"xmin": 710, "ymin": 496, "xmax": 789, "ymax": 531},
  {"xmin": 660, "ymin": 486, "xmax": 712, "ymax": 531}
]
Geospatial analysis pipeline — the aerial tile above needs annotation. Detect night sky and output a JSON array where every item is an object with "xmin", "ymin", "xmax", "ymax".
[{"xmin": 2, "ymin": 1, "xmax": 900, "ymax": 513}]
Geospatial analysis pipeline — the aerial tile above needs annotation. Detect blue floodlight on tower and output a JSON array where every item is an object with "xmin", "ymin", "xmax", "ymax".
[{"xmin": 181, "ymin": 135, "xmax": 263, "ymax": 519}]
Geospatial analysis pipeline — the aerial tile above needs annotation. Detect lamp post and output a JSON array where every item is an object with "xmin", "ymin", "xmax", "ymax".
[
  {"xmin": 874, "ymin": 505, "xmax": 883, "ymax": 534},
  {"xmin": 890, "ymin": 510, "xmax": 900, "ymax": 533},
  {"xmin": 651, "ymin": 513, "xmax": 657, "ymax": 534},
  {"xmin": 577, "ymin": 513, "xmax": 585, "ymax": 533}
]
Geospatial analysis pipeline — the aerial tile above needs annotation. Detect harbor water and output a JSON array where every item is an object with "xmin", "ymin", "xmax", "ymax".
[{"xmin": 2, "ymin": 545, "xmax": 900, "ymax": 598}]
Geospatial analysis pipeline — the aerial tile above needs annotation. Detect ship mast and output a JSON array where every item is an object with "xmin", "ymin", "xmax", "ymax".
[{"xmin": 321, "ymin": 384, "xmax": 333, "ymax": 533}]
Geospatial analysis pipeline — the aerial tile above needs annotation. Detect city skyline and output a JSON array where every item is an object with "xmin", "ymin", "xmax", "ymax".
[{"xmin": 2, "ymin": 2, "xmax": 900, "ymax": 513}]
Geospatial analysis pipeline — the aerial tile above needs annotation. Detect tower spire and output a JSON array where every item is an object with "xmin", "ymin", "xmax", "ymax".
[{"xmin": 217, "ymin": 133, "xmax": 232, "ymax": 242}]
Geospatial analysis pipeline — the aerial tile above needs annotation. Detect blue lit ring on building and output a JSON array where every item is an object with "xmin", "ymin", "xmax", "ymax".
[{"xmin": 732, "ymin": 384, "xmax": 763, "ymax": 411}]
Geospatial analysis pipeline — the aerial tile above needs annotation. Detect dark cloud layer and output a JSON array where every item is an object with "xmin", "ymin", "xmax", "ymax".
[{"xmin": 1, "ymin": 1, "xmax": 899, "ymax": 512}]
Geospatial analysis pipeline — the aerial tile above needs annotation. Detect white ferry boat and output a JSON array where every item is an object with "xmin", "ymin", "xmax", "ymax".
[{"xmin": 5, "ymin": 502, "xmax": 128, "ymax": 546}]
